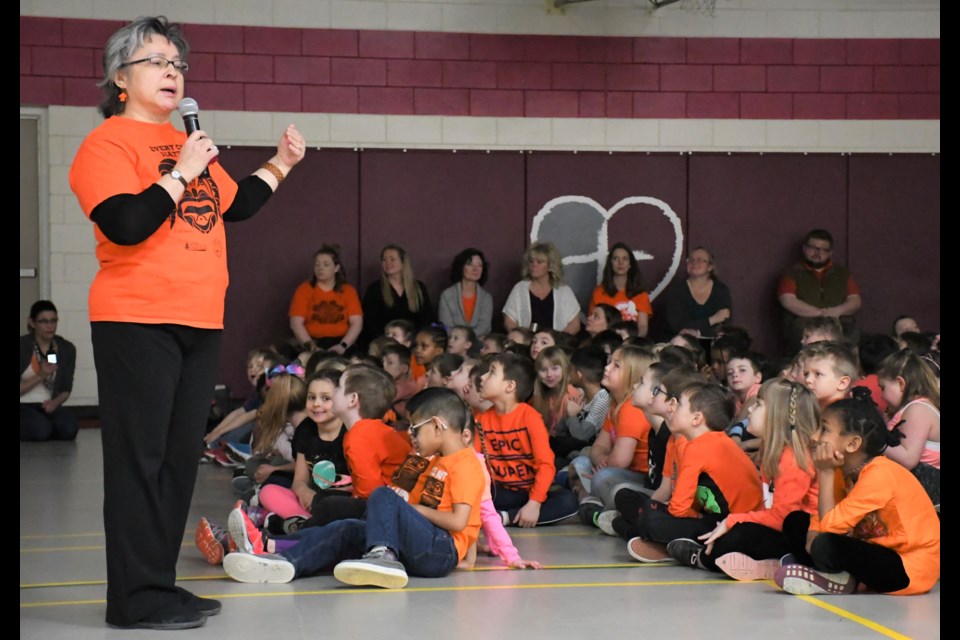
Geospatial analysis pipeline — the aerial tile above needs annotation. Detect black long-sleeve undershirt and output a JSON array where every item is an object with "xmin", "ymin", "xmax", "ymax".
[{"xmin": 89, "ymin": 175, "xmax": 273, "ymax": 246}]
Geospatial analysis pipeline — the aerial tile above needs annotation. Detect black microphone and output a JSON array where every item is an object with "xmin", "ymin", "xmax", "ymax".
[{"xmin": 177, "ymin": 97, "xmax": 210, "ymax": 177}]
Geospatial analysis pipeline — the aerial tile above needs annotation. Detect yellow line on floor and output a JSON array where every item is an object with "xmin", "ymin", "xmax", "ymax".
[
  {"xmin": 795, "ymin": 595, "xmax": 913, "ymax": 640},
  {"xmin": 21, "ymin": 578, "xmax": 744, "ymax": 607},
  {"xmin": 20, "ymin": 562, "xmax": 662, "ymax": 589}
]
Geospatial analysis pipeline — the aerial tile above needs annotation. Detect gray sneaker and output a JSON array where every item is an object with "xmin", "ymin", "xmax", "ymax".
[
  {"xmin": 223, "ymin": 552, "xmax": 295, "ymax": 584},
  {"xmin": 334, "ymin": 547, "xmax": 409, "ymax": 589}
]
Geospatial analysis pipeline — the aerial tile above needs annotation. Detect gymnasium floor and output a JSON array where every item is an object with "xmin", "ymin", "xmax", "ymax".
[{"xmin": 21, "ymin": 430, "xmax": 939, "ymax": 639}]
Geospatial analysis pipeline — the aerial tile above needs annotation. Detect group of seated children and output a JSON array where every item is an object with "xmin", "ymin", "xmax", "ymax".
[{"xmin": 196, "ymin": 313, "xmax": 938, "ymax": 597}]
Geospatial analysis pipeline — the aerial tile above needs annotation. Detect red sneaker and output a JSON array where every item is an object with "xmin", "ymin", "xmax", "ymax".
[
  {"xmin": 228, "ymin": 505, "xmax": 264, "ymax": 555},
  {"xmin": 195, "ymin": 518, "xmax": 229, "ymax": 565}
]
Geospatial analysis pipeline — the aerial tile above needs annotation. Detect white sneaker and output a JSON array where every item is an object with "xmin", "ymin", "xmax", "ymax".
[
  {"xmin": 334, "ymin": 548, "xmax": 409, "ymax": 589},
  {"xmin": 223, "ymin": 552, "xmax": 294, "ymax": 584},
  {"xmin": 596, "ymin": 510, "xmax": 619, "ymax": 536}
]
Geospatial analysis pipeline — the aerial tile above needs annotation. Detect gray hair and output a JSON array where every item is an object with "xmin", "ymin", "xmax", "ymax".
[{"xmin": 98, "ymin": 16, "xmax": 189, "ymax": 118}]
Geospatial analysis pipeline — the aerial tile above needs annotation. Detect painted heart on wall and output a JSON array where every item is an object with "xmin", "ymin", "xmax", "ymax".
[{"xmin": 531, "ymin": 195, "xmax": 684, "ymax": 309}]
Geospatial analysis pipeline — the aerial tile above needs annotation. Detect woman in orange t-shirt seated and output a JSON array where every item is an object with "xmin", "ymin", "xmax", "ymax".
[
  {"xmin": 289, "ymin": 245, "xmax": 363, "ymax": 355},
  {"xmin": 68, "ymin": 17, "xmax": 304, "ymax": 630},
  {"xmin": 588, "ymin": 243, "xmax": 653, "ymax": 337}
]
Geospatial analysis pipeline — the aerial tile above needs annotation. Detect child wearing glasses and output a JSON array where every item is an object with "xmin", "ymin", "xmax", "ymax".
[
  {"xmin": 601, "ymin": 366, "xmax": 700, "ymax": 541},
  {"xmin": 627, "ymin": 383, "xmax": 762, "ymax": 563},
  {"xmin": 222, "ymin": 388, "xmax": 486, "ymax": 588}
]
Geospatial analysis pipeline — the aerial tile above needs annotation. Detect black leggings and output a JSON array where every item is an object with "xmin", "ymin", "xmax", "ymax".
[
  {"xmin": 305, "ymin": 494, "xmax": 368, "ymax": 528},
  {"xmin": 782, "ymin": 511, "xmax": 911, "ymax": 593},
  {"xmin": 700, "ymin": 521, "xmax": 789, "ymax": 571}
]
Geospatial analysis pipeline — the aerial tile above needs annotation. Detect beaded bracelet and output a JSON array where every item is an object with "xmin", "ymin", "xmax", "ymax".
[{"xmin": 260, "ymin": 161, "xmax": 286, "ymax": 184}]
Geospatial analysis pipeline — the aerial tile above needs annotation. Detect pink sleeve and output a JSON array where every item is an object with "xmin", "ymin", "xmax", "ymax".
[{"xmin": 480, "ymin": 498, "xmax": 521, "ymax": 565}]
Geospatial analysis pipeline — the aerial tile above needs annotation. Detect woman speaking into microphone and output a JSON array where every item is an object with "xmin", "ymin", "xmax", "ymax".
[{"xmin": 69, "ymin": 16, "xmax": 304, "ymax": 630}]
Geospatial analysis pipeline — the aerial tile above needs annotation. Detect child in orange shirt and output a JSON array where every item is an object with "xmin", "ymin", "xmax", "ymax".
[
  {"xmin": 477, "ymin": 353, "xmax": 578, "ymax": 527},
  {"xmin": 385, "ymin": 319, "xmax": 423, "ymax": 380},
  {"xmin": 775, "ymin": 389, "xmax": 940, "ymax": 595},
  {"xmin": 571, "ymin": 346, "xmax": 655, "ymax": 525},
  {"xmin": 674, "ymin": 379, "xmax": 819, "ymax": 578},
  {"xmin": 801, "ymin": 341, "xmax": 857, "ymax": 409},
  {"xmin": 629, "ymin": 383, "xmax": 763, "ymax": 562},
  {"xmin": 223, "ymin": 388, "xmax": 486, "ymax": 588}
]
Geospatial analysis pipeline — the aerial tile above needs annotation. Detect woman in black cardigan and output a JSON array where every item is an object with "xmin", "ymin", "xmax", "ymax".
[{"xmin": 20, "ymin": 300, "xmax": 78, "ymax": 441}]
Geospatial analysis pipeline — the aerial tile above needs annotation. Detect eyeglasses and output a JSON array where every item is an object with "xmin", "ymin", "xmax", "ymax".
[
  {"xmin": 652, "ymin": 385, "xmax": 677, "ymax": 402},
  {"xmin": 120, "ymin": 56, "xmax": 190, "ymax": 73},
  {"xmin": 34, "ymin": 318, "xmax": 58, "ymax": 325},
  {"xmin": 804, "ymin": 243, "xmax": 832, "ymax": 254},
  {"xmin": 686, "ymin": 257, "xmax": 711, "ymax": 265},
  {"xmin": 409, "ymin": 415, "xmax": 448, "ymax": 436}
]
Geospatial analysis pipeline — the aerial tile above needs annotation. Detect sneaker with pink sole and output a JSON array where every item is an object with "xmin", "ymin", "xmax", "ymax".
[
  {"xmin": 715, "ymin": 552, "xmax": 781, "ymax": 581},
  {"xmin": 775, "ymin": 564, "xmax": 856, "ymax": 595}
]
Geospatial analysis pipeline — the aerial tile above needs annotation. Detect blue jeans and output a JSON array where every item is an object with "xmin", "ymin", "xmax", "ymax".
[
  {"xmin": 281, "ymin": 487, "xmax": 458, "ymax": 579},
  {"xmin": 365, "ymin": 487, "xmax": 459, "ymax": 578},
  {"xmin": 281, "ymin": 518, "xmax": 367, "ymax": 578},
  {"xmin": 570, "ymin": 457, "xmax": 646, "ymax": 507}
]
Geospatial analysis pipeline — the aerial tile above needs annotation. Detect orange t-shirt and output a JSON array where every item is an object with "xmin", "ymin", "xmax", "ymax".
[
  {"xmin": 462, "ymin": 293, "xmax": 477, "ymax": 324},
  {"xmin": 663, "ymin": 433, "xmax": 687, "ymax": 486},
  {"xmin": 475, "ymin": 403, "xmax": 555, "ymax": 502},
  {"xmin": 602, "ymin": 401, "xmax": 651, "ymax": 473},
  {"xmin": 669, "ymin": 430, "xmax": 763, "ymax": 519},
  {"xmin": 726, "ymin": 445, "xmax": 818, "ymax": 532},
  {"xmin": 813, "ymin": 456, "xmax": 940, "ymax": 595},
  {"xmin": 69, "ymin": 116, "xmax": 238, "ymax": 328},
  {"xmin": 410, "ymin": 357, "xmax": 426, "ymax": 381},
  {"xmin": 343, "ymin": 418, "xmax": 412, "ymax": 499},
  {"xmin": 589, "ymin": 286, "xmax": 653, "ymax": 322},
  {"xmin": 288, "ymin": 282, "xmax": 362, "ymax": 339},
  {"xmin": 405, "ymin": 447, "xmax": 484, "ymax": 561}
]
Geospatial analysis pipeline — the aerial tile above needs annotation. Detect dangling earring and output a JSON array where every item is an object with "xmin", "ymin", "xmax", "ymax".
[{"xmin": 118, "ymin": 90, "xmax": 127, "ymax": 103}]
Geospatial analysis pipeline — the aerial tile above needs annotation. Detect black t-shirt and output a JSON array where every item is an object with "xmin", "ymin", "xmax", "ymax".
[
  {"xmin": 292, "ymin": 417, "xmax": 349, "ymax": 491},
  {"xmin": 646, "ymin": 423, "xmax": 672, "ymax": 489}
]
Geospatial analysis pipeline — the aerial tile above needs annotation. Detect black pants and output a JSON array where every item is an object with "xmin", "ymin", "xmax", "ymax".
[
  {"xmin": 305, "ymin": 493, "xmax": 368, "ymax": 528},
  {"xmin": 612, "ymin": 488, "xmax": 651, "ymax": 540},
  {"xmin": 782, "ymin": 511, "xmax": 910, "ymax": 593},
  {"xmin": 20, "ymin": 403, "xmax": 78, "ymax": 441},
  {"xmin": 637, "ymin": 499, "xmax": 720, "ymax": 543},
  {"xmin": 701, "ymin": 521, "xmax": 789, "ymax": 571},
  {"xmin": 493, "ymin": 485, "xmax": 579, "ymax": 526},
  {"xmin": 92, "ymin": 322, "xmax": 221, "ymax": 626}
]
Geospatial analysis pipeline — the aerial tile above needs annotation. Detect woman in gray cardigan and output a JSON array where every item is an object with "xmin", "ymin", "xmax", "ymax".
[
  {"xmin": 438, "ymin": 248, "xmax": 494, "ymax": 337},
  {"xmin": 20, "ymin": 300, "xmax": 78, "ymax": 441}
]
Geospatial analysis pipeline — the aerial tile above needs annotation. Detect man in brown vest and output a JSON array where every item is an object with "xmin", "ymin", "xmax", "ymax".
[{"xmin": 777, "ymin": 229, "xmax": 862, "ymax": 352}]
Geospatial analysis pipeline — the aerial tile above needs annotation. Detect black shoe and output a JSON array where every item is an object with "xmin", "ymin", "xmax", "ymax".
[
  {"xmin": 109, "ymin": 602, "xmax": 207, "ymax": 630},
  {"xmin": 578, "ymin": 497, "xmax": 603, "ymax": 526},
  {"xmin": 666, "ymin": 538, "xmax": 707, "ymax": 570},
  {"xmin": 177, "ymin": 586, "xmax": 222, "ymax": 616},
  {"xmin": 282, "ymin": 516, "xmax": 307, "ymax": 534}
]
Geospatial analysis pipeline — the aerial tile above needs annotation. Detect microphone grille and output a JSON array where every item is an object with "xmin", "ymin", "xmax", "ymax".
[{"xmin": 177, "ymin": 98, "xmax": 199, "ymax": 117}]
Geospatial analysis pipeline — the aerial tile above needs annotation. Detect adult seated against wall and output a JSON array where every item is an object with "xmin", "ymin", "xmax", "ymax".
[
  {"xmin": 778, "ymin": 229, "xmax": 861, "ymax": 352},
  {"xmin": 361, "ymin": 244, "xmax": 433, "ymax": 346},
  {"xmin": 289, "ymin": 245, "xmax": 362, "ymax": 355},
  {"xmin": 438, "ymin": 247, "xmax": 494, "ymax": 337},
  {"xmin": 588, "ymin": 242, "xmax": 652, "ymax": 337},
  {"xmin": 663, "ymin": 246, "xmax": 732, "ymax": 339},
  {"xmin": 20, "ymin": 300, "xmax": 78, "ymax": 441},
  {"xmin": 503, "ymin": 241, "xmax": 581, "ymax": 335}
]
